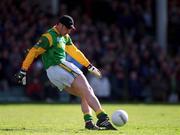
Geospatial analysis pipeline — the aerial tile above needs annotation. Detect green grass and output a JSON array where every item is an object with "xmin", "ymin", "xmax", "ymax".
[{"xmin": 0, "ymin": 103, "xmax": 180, "ymax": 135}]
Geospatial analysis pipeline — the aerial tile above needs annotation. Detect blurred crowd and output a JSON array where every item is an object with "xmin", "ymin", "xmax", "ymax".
[{"xmin": 0, "ymin": 0, "xmax": 179, "ymax": 102}]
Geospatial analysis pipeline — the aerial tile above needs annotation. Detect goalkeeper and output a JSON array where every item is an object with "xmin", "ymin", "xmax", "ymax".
[{"xmin": 16, "ymin": 15, "xmax": 116, "ymax": 130}]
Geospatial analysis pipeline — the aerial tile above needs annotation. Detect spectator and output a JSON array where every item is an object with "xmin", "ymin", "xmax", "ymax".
[
  {"xmin": 26, "ymin": 78, "xmax": 44, "ymax": 101},
  {"xmin": 109, "ymin": 62, "xmax": 125, "ymax": 100},
  {"xmin": 151, "ymin": 74, "xmax": 170, "ymax": 102},
  {"xmin": 128, "ymin": 71, "xmax": 143, "ymax": 101},
  {"xmin": 88, "ymin": 65, "xmax": 111, "ymax": 101}
]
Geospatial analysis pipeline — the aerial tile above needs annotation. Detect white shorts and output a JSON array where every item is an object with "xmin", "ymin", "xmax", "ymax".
[{"xmin": 46, "ymin": 60, "xmax": 83, "ymax": 91}]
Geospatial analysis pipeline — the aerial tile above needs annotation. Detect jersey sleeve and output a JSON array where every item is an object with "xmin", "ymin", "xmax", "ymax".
[
  {"xmin": 34, "ymin": 33, "xmax": 53, "ymax": 49},
  {"xmin": 21, "ymin": 33, "xmax": 53, "ymax": 71},
  {"xmin": 65, "ymin": 34, "xmax": 90, "ymax": 67},
  {"xmin": 65, "ymin": 44, "xmax": 90, "ymax": 67},
  {"xmin": 21, "ymin": 47, "xmax": 46, "ymax": 71}
]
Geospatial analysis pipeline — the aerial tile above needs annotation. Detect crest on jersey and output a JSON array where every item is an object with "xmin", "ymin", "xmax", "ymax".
[
  {"xmin": 57, "ymin": 37, "xmax": 65, "ymax": 49},
  {"xmin": 36, "ymin": 39, "xmax": 42, "ymax": 45}
]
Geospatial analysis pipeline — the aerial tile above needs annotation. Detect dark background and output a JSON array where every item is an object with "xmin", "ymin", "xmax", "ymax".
[{"xmin": 0, "ymin": 0, "xmax": 179, "ymax": 103}]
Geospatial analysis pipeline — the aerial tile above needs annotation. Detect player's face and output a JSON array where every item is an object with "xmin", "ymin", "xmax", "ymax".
[{"xmin": 61, "ymin": 25, "xmax": 72, "ymax": 35}]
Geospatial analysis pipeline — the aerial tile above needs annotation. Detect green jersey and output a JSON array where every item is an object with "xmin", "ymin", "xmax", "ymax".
[{"xmin": 34, "ymin": 27, "xmax": 73, "ymax": 69}]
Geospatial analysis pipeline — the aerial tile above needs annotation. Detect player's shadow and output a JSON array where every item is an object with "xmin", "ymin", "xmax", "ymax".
[
  {"xmin": 78, "ymin": 128, "xmax": 121, "ymax": 132},
  {"xmin": 0, "ymin": 128, "xmax": 123, "ymax": 134},
  {"xmin": 0, "ymin": 128, "xmax": 40, "ymax": 132}
]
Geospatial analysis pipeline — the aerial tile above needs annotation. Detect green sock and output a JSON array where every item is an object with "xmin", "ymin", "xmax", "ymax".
[
  {"xmin": 84, "ymin": 114, "xmax": 93, "ymax": 122},
  {"xmin": 97, "ymin": 112, "xmax": 108, "ymax": 120}
]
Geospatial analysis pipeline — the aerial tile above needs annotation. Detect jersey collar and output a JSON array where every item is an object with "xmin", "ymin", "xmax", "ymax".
[{"xmin": 53, "ymin": 25, "xmax": 60, "ymax": 35}]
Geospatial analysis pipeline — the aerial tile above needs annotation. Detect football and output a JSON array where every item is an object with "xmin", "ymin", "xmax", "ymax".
[{"xmin": 111, "ymin": 110, "xmax": 128, "ymax": 126}]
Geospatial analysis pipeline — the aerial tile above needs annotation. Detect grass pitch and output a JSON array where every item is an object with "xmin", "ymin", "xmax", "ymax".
[{"xmin": 0, "ymin": 103, "xmax": 179, "ymax": 135}]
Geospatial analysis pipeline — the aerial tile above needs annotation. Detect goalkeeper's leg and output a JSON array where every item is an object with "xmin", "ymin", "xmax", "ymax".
[
  {"xmin": 66, "ymin": 74, "xmax": 116, "ymax": 130},
  {"xmin": 66, "ymin": 86, "xmax": 99, "ymax": 130},
  {"xmin": 81, "ymin": 98, "xmax": 100, "ymax": 130}
]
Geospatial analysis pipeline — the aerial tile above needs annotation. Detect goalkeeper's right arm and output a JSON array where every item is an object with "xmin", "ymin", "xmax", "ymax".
[{"xmin": 21, "ymin": 47, "xmax": 45, "ymax": 71}]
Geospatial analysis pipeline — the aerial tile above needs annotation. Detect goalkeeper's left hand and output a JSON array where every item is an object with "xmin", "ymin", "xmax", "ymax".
[
  {"xmin": 87, "ymin": 64, "xmax": 102, "ymax": 78},
  {"xmin": 15, "ymin": 69, "xmax": 26, "ymax": 85}
]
